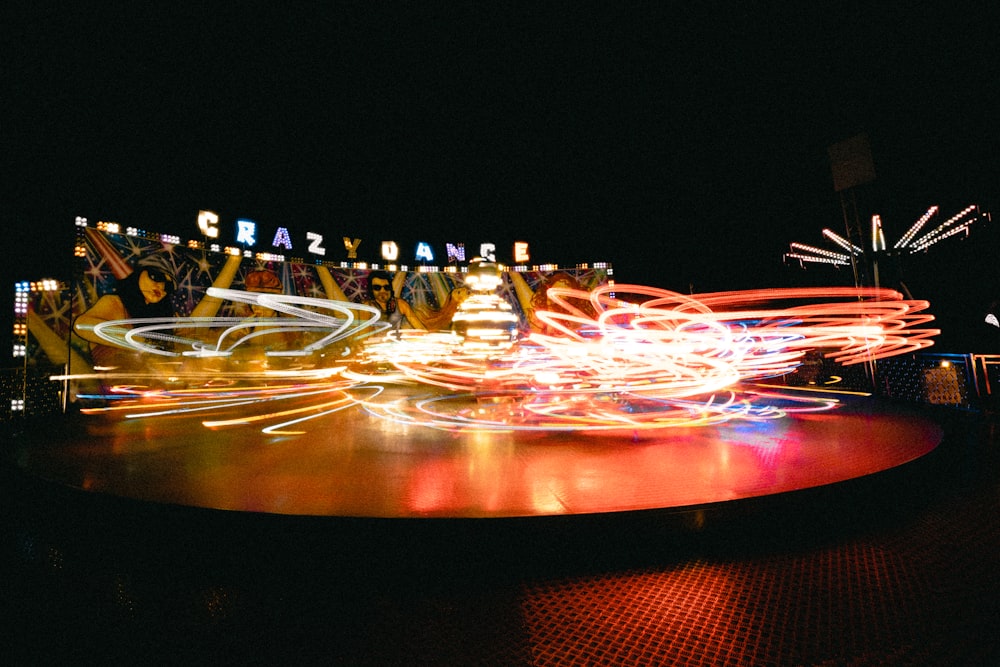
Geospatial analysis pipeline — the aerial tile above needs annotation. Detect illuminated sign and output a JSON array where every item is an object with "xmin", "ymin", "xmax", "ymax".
[
  {"xmin": 446, "ymin": 243, "xmax": 465, "ymax": 263},
  {"xmin": 236, "ymin": 219, "xmax": 256, "ymax": 246},
  {"xmin": 381, "ymin": 241, "xmax": 399, "ymax": 261},
  {"xmin": 343, "ymin": 237, "xmax": 362, "ymax": 259},
  {"xmin": 195, "ymin": 211, "xmax": 530, "ymax": 265},
  {"xmin": 514, "ymin": 241, "xmax": 530, "ymax": 263},
  {"xmin": 415, "ymin": 242, "xmax": 434, "ymax": 262},
  {"xmin": 197, "ymin": 210, "xmax": 219, "ymax": 239},
  {"xmin": 272, "ymin": 227, "xmax": 293, "ymax": 250},
  {"xmin": 306, "ymin": 232, "xmax": 326, "ymax": 256}
]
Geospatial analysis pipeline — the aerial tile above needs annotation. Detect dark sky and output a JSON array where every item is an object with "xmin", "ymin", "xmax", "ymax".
[{"xmin": 3, "ymin": 3, "xmax": 998, "ymax": 314}]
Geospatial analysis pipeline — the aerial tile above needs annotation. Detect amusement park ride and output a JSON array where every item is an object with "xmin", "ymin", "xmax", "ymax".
[{"xmin": 3, "ymin": 208, "xmax": 983, "ymax": 518}]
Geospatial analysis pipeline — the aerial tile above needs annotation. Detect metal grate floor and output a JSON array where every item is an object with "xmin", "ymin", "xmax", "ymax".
[
  {"xmin": 3, "ymin": 411, "xmax": 999, "ymax": 665},
  {"xmin": 522, "ymin": 544, "xmax": 932, "ymax": 665}
]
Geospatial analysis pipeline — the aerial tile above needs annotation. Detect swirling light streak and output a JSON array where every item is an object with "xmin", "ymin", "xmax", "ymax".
[
  {"xmin": 382, "ymin": 285, "xmax": 935, "ymax": 392},
  {"xmin": 258, "ymin": 386, "xmax": 387, "ymax": 436},
  {"xmin": 88, "ymin": 290, "xmax": 387, "ymax": 359},
  {"xmin": 63, "ymin": 285, "xmax": 936, "ymax": 433},
  {"xmin": 204, "ymin": 287, "xmax": 388, "ymax": 354},
  {"xmin": 334, "ymin": 284, "xmax": 933, "ymax": 432},
  {"xmin": 635, "ymin": 286, "xmax": 938, "ymax": 363},
  {"xmin": 56, "ymin": 364, "xmax": 347, "ymax": 389},
  {"xmin": 356, "ymin": 386, "xmax": 842, "ymax": 433},
  {"xmin": 146, "ymin": 383, "xmax": 354, "ymax": 420},
  {"xmin": 75, "ymin": 380, "xmax": 354, "ymax": 419}
]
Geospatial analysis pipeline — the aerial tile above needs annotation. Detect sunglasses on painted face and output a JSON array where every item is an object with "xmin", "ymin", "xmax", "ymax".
[
  {"xmin": 371, "ymin": 283, "xmax": 391, "ymax": 291},
  {"xmin": 145, "ymin": 269, "xmax": 175, "ymax": 290}
]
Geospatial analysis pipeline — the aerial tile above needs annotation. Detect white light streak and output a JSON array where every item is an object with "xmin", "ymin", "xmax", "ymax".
[
  {"xmin": 785, "ymin": 254, "xmax": 850, "ymax": 266},
  {"xmin": 788, "ymin": 243, "xmax": 851, "ymax": 262},
  {"xmin": 894, "ymin": 206, "xmax": 938, "ymax": 249},
  {"xmin": 63, "ymin": 285, "xmax": 938, "ymax": 434},
  {"xmin": 793, "ymin": 205, "xmax": 984, "ymax": 264},
  {"xmin": 906, "ymin": 205, "xmax": 979, "ymax": 252},
  {"xmin": 871, "ymin": 215, "xmax": 886, "ymax": 252},
  {"xmin": 822, "ymin": 229, "xmax": 863, "ymax": 255},
  {"xmin": 908, "ymin": 218, "xmax": 977, "ymax": 252}
]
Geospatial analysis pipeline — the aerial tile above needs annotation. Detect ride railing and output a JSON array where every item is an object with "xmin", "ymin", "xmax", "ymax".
[
  {"xmin": 1, "ymin": 365, "xmax": 65, "ymax": 421},
  {"xmin": 970, "ymin": 354, "xmax": 1000, "ymax": 412},
  {"xmin": 782, "ymin": 352, "xmax": 999, "ymax": 412}
]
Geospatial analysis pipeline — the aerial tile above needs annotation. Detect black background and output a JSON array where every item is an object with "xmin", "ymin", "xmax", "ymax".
[{"xmin": 4, "ymin": 3, "xmax": 998, "ymax": 352}]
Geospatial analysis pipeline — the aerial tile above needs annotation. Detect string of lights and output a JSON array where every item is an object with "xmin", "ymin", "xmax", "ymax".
[{"xmin": 787, "ymin": 204, "xmax": 987, "ymax": 267}]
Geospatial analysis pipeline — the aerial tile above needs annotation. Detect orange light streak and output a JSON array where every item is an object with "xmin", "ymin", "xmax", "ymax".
[{"xmin": 64, "ymin": 285, "xmax": 938, "ymax": 433}]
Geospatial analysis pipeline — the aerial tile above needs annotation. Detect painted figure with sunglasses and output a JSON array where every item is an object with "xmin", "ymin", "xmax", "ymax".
[
  {"xmin": 74, "ymin": 257, "xmax": 178, "ymax": 370},
  {"xmin": 364, "ymin": 270, "xmax": 427, "ymax": 331},
  {"xmin": 229, "ymin": 268, "xmax": 301, "ymax": 367}
]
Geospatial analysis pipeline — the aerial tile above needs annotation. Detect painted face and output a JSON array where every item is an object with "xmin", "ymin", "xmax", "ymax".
[
  {"xmin": 452, "ymin": 287, "xmax": 471, "ymax": 304},
  {"xmin": 139, "ymin": 269, "xmax": 172, "ymax": 304},
  {"xmin": 371, "ymin": 279, "xmax": 392, "ymax": 308}
]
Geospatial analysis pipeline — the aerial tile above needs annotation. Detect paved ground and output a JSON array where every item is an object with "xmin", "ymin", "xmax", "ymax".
[{"xmin": 2, "ymin": 405, "xmax": 998, "ymax": 665}]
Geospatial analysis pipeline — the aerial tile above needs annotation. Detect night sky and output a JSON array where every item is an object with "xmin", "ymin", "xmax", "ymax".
[{"xmin": 4, "ymin": 3, "xmax": 998, "ymax": 349}]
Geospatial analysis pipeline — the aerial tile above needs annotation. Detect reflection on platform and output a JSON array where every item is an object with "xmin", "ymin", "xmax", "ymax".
[{"xmin": 9, "ymin": 393, "xmax": 941, "ymax": 518}]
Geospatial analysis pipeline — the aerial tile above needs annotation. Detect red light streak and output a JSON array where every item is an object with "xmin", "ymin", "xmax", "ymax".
[{"xmin": 64, "ymin": 285, "xmax": 936, "ymax": 433}]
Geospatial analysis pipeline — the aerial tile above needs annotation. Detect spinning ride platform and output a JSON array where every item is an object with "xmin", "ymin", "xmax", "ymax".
[{"xmin": 5, "ymin": 388, "xmax": 942, "ymax": 520}]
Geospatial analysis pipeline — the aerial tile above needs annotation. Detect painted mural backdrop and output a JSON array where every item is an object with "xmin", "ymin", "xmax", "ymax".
[
  {"xmin": 19, "ymin": 225, "xmax": 947, "ymax": 432},
  {"xmin": 23, "ymin": 226, "xmax": 609, "ymax": 403}
]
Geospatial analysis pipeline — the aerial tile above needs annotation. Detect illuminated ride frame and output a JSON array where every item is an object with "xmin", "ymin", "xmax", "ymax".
[{"xmin": 10, "ymin": 220, "xmax": 951, "ymax": 519}]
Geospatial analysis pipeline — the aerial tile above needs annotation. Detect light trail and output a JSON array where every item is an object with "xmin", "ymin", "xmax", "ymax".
[
  {"xmin": 63, "ymin": 285, "xmax": 936, "ymax": 433},
  {"xmin": 87, "ymin": 289, "xmax": 386, "ymax": 359}
]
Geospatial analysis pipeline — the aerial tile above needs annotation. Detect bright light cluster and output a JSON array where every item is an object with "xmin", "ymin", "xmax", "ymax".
[
  {"xmin": 65, "ymin": 284, "xmax": 938, "ymax": 434},
  {"xmin": 29, "ymin": 279, "xmax": 61, "ymax": 292},
  {"xmin": 96, "ymin": 221, "xmax": 120, "ymax": 234},
  {"xmin": 13, "ymin": 283, "xmax": 30, "ymax": 315},
  {"xmin": 13, "ymin": 282, "xmax": 30, "ymax": 358}
]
